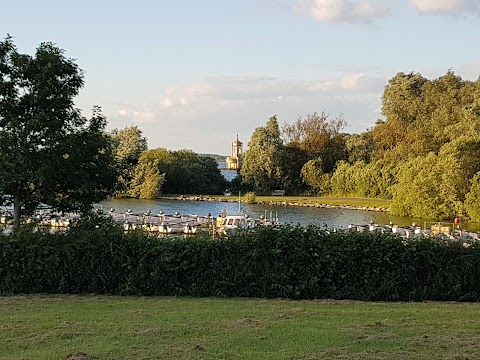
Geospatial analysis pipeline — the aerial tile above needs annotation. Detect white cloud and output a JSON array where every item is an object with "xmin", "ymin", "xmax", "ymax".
[
  {"xmin": 295, "ymin": 0, "xmax": 391, "ymax": 23},
  {"xmin": 408, "ymin": 0, "xmax": 480, "ymax": 15},
  {"xmin": 114, "ymin": 107, "xmax": 156, "ymax": 123},
  {"xmin": 99, "ymin": 73, "xmax": 387, "ymax": 153},
  {"xmin": 159, "ymin": 73, "xmax": 383, "ymax": 108}
]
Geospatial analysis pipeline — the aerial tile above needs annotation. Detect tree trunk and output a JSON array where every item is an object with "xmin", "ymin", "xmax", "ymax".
[{"xmin": 13, "ymin": 193, "xmax": 22, "ymax": 227}]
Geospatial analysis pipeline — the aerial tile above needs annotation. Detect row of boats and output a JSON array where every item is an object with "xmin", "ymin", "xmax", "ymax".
[
  {"xmin": 347, "ymin": 221, "xmax": 480, "ymax": 243},
  {"xmin": 2, "ymin": 208, "xmax": 479, "ymax": 242},
  {"xmin": 0, "ymin": 208, "xmax": 281, "ymax": 236}
]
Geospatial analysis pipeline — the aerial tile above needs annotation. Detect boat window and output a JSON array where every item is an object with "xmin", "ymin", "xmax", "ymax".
[{"xmin": 233, "ymin": 219, "xmax": 240, "ymax": 225}]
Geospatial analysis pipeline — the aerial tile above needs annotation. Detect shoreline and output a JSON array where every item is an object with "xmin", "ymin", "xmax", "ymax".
[{"xmin": 157, "ymin": 195, "xmax": 390, "ymax": 213}]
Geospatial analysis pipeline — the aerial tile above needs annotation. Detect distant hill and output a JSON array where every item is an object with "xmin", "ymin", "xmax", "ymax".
[{"xmin": 199, "ymin": 153, "xmax": 227, "ymax": 162}]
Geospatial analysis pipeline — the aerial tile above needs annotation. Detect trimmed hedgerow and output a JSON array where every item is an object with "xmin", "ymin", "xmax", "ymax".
[{"xmin": 1, "ymin": 221, "xmax": 480, "ymax": 301}]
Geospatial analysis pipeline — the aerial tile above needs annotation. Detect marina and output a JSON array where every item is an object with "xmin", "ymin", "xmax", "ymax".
[
  {"xmin": 0, "ymin": 205, "xmax": 281, "ymax": 236},
  {"xmin": 2, "ymin": 197, "xmax": 480, "ymax": 239}
]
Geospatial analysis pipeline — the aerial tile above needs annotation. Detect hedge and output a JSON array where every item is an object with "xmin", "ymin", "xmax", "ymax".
[{"xmin": 1, "ymin": 220, "xmax": 480, "ymax": 301}]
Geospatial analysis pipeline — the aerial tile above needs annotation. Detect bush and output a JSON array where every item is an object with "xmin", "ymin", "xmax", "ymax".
[
  {"xmin": 243, "ymin": 191, "xmax": 256, "ymax": 204},
  {"xmin": 1, "ymin": 222, "xmax": 480, "ymax": 301}
]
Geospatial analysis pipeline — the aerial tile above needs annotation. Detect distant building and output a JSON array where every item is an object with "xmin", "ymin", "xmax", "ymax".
[{"xmin": 226, "ymin": 135, "xmax": 242, "ymax": 170}]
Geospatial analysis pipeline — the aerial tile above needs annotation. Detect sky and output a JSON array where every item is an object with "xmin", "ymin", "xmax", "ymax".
[{"xmin": 2, "ymin": 0, "xmax": 480, "ymax": 155}]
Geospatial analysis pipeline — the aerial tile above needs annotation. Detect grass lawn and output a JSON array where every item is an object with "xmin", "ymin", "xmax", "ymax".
[{"xmin": 1, "ymin": 296, "xmax": 479, "ymax": 359}]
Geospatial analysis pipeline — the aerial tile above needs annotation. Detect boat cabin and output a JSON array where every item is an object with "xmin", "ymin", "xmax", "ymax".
[{"xmin": 218, "ymin": 215, "xmax": 253, "ymax": 230}]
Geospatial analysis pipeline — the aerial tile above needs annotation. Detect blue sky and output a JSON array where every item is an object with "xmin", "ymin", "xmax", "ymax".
[{"xmin": 2, "ymin": 0, "xmax": 480, "ymax": 154}]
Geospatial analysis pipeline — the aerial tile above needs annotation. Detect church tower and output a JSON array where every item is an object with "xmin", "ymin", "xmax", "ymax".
[{"xmin": 226, "ymin": 135, "xmax": 243, "ymax": 170}]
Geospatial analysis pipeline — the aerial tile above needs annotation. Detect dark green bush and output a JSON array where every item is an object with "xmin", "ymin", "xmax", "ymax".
[{"xmin": 1, "ymin": 222, "xmax": 480, "ymax": 301}]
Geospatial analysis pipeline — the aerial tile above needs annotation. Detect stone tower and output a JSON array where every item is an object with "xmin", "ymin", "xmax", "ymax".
[{"xmin": 226, "ymin": 135, "xmax": 242, "ymax": 170}]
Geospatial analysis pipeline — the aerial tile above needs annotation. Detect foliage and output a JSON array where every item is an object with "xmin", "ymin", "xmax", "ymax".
[
  {"xmin": 240, "ymin": 116, "xmax": 285, "ymax": 194},
  {"xmin": 464, "ymin": 173, "xmax": 480, "ymax": 222},
  {"xmin": 282, "ymin": 112, "xmax": 347, "ymax": 173},
  {"xmin": 110, "ymin": 126, "xmax": 148, "ymax": 197},
  {"xmin": 279, "ymin": 144, "xmax": 310, "ymax": 194},
  {"xmin": 345, "ymin": 133, "xmax": 374, "ymax": 164},
  {"xmin": 389, "ymin": 136, "xmax": 480, "ymax": 219},
  {"xmin": 0, "ymin": 36, "xmax": 116, "ymax": 225},
  {"xmin": 128, "ymin": 161, "xmax": 165, "ymax": 199},
  {"xmin": 390, "ymin": 154, "xmax": 444, "ymax": 218},
  {"xmin": 285, "ymin": 71, "xmax": 480, "ymax": 220},
  {"xmin": 2, "ymin": 225, "xmax": 480, "ymax": 302},
  {"xmin": 243, "ymin": 191, "xmax": 256, "ymax": 204},
  {"xmin": 301, "ymin": 158, "xmax": 324, "ymax": 193},
  {"xmin": 372, "ymin": 71, "xmax": 480, "ymax": 161},
  {"xmin": 128, "ymin": 148, "xmax": 226, "ymax": 195},
  {"xmin": 162, "ymin": 150, "xmax": 227, "ymax": 194}
]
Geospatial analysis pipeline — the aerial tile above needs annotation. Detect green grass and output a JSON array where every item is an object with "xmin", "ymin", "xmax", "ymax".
[{"xmin": 1, "ymin": 296, "xmax": 480, "ymax": 359}]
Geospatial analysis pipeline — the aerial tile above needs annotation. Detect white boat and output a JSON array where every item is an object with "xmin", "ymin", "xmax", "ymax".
[
  {"xmin": 217, "ymin": 214, "xmax": 255, "ymax": 234},
  {"xmin": 159, "ymin": 222, "xmax": 172, "ymax": 234},
  {"xmin": 183, "ymin": 223, "xmax": 197, "ymax": 234}
]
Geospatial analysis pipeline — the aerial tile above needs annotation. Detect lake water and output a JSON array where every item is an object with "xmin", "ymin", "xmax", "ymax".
[
  {"xmin": 218, "ymin": 161, "xmax": 238, "ymax": 182},
  {"xmin": 99, "ymin": 198, "xmax": 480, "ymax": 231}
]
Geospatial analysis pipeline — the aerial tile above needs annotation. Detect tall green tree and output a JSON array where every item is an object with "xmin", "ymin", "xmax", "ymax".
[
  {"xmin": 240, "ymin": 116, "xmax": 285, "ymax": 194},
  {"xmin": 128, "ymin": 161, "xmax": 165, "ymax": 200},
  {"xmin": 301, "ymin": 158, "xmax": 329, "ymax": 194},
  {"xmin": 0, "ymin": 36, "xmax": 116, "ymax": 225},
  {"xmin": 110, "ymin": 125, "xmax": 148, "ymax": 196},
  {"xmin": 282, "ymin": 112, "xmax": 347, "ymax": 172},
  {"xmin": 127, "ymin": 147, "xmax": 170, "ymax": 198},
  {"xmin": 372, "ymin": 71, "xmax": 480, "ymax": 161}
]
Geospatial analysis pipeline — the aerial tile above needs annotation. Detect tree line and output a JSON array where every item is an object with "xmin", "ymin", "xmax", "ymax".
[
  {"xmin": 238, "ymin": 71, "xmax": 480, "ymax": 222},
  {"xmin": 110, "ymin": 126, "xmax": 226, "ymax": 198},
  {"xmin": 2, "ymin": 35, "xmax": 480, "ymax": 224}
]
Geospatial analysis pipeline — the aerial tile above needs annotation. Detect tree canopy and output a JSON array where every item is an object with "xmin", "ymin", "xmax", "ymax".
[
  {"xmin": 240, "ymin": 116, "xmax": 285, "ymax": 194},
  {"xmin": 110, "ymin": 125, "xmax": 148, "ymax": 197},
  {"xmin": 0, "ymin": 36, "xmax": 116, "ymax": 225},
  {"xmin": 235, "ymin": 70, "xmax": 480, "ymax": 222}
]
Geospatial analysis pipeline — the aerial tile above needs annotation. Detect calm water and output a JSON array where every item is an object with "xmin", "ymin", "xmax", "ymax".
[
  {"xmin": 218, "ymin": 161, "xmax": 238, "ymax": 182},
  {"xmin": 99, "ymin": 198, "xmax": 480, "ymax": 231}
]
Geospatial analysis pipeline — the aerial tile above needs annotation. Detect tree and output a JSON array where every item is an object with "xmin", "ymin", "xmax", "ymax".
[
  {"xmin": 345, "ymin": 133, "xmax": 374, "ymax": 164},
  {"xmin": 465, "ymin": 173, "xmax": 480, "ymax": 222},
  {"xmin": 280, "ymin": 144, "xmax": 310, "ymax": 194},
  {"xmin": 282, "ymin": 112, "xmax": 347, "ymax": 172},
  {"xmin": 161, "ymin": 150, "xmax": 226, "ymax": 194},
  {"xmin": 128, "ymin": 161, "xmax": 165, "ymax": 199},
  {"xmin": 301, "ymin": 158, "xmax": 326, "ymax": 194},
  {"xmin": 240, "ymin": 116, "xmax": 285, "ymax": 194},
  {"xmin": 130, "ymin": 148, "xmax": 226, "ymax": 195},
  {"xmin": 110, "ymin": 126, "xmax": 148, "ymax": 197},
  {"xmin": 0, "ymin": 36, "xmax": 116, "ymax": 225},
  {"xmin": 372, "ymin": 71, "xmax": 480, "ymax": 161}
]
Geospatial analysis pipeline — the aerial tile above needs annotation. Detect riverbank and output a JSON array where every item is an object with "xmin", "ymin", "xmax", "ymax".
[{"xmin": 158, "ymin": 194, "xmax": 390, "ymax": 213}]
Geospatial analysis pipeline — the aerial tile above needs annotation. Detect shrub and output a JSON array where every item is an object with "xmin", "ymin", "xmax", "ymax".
[
  {"xmin": 243, "ymin": 191, "xmax": 256, "ymax": 204},
  {"xmin": 1, "ymin": 223, "xmax": 480, "ymax": 301}
]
